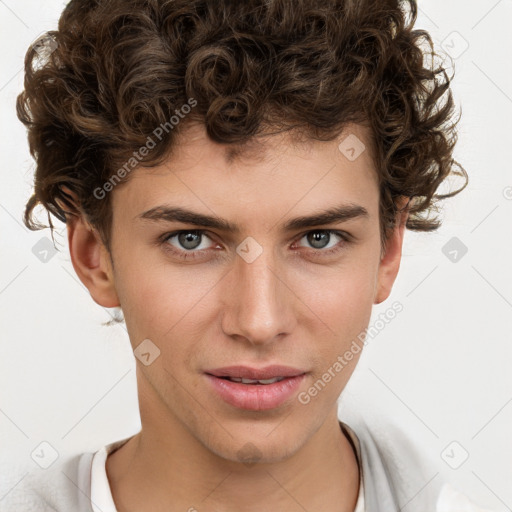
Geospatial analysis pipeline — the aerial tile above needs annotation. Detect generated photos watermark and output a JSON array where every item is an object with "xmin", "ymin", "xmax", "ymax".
[{"xmin": 298, "ymin": 300, "xmax": 403, "ymax": 405}]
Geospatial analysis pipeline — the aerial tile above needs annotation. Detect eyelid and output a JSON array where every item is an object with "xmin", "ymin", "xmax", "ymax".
[{"xmin": 294, "ymin": 228, "xmax": 352, "ymax": 242}]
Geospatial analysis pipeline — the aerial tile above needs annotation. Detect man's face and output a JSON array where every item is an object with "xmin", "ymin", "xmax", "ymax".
[{"xmin": 107, "ymin": 122, "xmax": 389, "ymax": 463}]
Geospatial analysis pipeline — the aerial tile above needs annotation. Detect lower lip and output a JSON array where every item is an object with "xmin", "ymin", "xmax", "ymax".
[{"xmin": 205, "ymin": 374, "xmax": 306, "ymax": 411}]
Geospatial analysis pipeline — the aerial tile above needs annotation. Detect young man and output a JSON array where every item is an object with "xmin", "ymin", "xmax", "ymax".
[{"xmin": 5, "ymin": 0, "xmax": 490, "ymax": 510}]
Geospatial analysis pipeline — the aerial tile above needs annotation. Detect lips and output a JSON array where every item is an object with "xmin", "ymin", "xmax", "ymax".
[{"xmin": 205, "ymin": 365, "xmax": 307, "ymax": 411}]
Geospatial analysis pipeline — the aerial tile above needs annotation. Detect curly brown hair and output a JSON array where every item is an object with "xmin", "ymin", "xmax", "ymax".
[{"xmin": 17, "ymin": 0, "xmax": 467, "ymax": 252}]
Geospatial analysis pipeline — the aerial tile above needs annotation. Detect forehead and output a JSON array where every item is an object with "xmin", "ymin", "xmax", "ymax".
[
  {"xmin": 111, "ymin": 121, "xmax": 380, "ymax": 229},
  {"xmin": 171, "ymin": 121, "xmax": 376, "ymax": 168}
]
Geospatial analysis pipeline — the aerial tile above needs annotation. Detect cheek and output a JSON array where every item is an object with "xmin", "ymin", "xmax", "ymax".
[
  {"xmin": 290, "ymin": 254, "xmax": 379, "ymax": 371},
  {"xmin": 297, "ymin": 254, "xmax": 378, "ymax": 325},
  {"xmin": 114, "ymin": 253, "xmax": 222, "ymax": 348},
  {"xmin": 110, "ymin": 250, "xmax": 173, "ymax": 340},
  {"xmin": 298, "ymin": 272, "xmax": 376, "ymax": 401}
]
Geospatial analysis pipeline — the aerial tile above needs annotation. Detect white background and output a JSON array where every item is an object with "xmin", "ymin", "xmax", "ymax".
[{"xmin": 1, "ymin": 1, "xmax": 511, "ymax": 510}]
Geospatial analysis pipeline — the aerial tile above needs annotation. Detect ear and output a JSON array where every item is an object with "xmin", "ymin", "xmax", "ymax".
[
  {"xmin": 374, "ymin": 197, "xmax": 410, "ymax": 305},
  {"xmin": 66, "ymin": 214, "xmax": 120, "ymax": 308}
]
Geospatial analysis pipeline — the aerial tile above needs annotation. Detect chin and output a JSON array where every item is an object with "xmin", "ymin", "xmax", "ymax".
[{"xmin": 201, "ymin": 425, "xmax": 305, "ymax": 466}]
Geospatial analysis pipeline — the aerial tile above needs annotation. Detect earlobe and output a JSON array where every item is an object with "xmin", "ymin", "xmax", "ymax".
[
  {"xmin": 374, "ymin": 198, "xmax": 409, "ymax": 305},
  {"xmin": 67, "ymin": 215, "xmax": 120, "ymax": 308}
]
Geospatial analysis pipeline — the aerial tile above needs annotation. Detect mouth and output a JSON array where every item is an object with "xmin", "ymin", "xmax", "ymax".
[
  {"xmin": 204, "ymin": 365, "xmax": 307, "ymax": 411},
  {"xmin": 206, "ymin": 365, "xmax": 306, "ymax": 380}
]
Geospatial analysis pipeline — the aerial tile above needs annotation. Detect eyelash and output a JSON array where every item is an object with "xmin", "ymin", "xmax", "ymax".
[{"xmin": 158, "ymin": 229, "xmax": 352, "ymax": 261}]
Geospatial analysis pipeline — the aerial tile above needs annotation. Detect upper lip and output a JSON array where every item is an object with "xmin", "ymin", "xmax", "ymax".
[{"xmin": 206, "ymin": 365, "xmax": 306, "ymax": 380}]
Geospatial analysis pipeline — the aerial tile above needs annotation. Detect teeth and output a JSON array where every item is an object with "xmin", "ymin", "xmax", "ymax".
[
  {"xmin": 226, "ymin": 376, "xmax": 285, "ymax": 385},
  {"xmin": 258, "ymin": 377, "xmax": 284, "ymax": 384},
  {"xmin": 241, "ymin": 378, "xmax": 259, "ymax": 384}
]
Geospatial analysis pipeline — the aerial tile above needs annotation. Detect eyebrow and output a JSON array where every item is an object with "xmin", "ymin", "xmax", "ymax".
[{"xmin": 137, "ymin": 203, "xmax": 369, "ymax": 233}]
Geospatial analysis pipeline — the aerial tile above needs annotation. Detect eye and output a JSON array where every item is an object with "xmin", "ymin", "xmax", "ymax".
[
  {"xmin": 161, "ymin": 230, "xmax": 217, "ymax": 259},
  {"xmin": 159, "ymin": 228, "xmax": 351, "ymax": 262},
  {"xmin": 294, "ymin": 229, "xmax": 349, "ymax": 254}
]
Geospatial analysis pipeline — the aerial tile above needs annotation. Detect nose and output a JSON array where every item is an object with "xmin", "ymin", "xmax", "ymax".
[{"xmin": 220, "ymin": 245, "xmax": 297, "ymax": 346}]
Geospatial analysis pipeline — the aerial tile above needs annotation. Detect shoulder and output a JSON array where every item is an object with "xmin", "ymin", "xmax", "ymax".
[
  {"xmin": 0, "ymin": 451, "xmax": 94, "ymax": 512},
  {"xmin": 342, "ymin": 415, "xmax": 442, "ymax": 510},
  {"xmin": 340, "ymin": 413, "xmax": 495, "ymax": 512}
]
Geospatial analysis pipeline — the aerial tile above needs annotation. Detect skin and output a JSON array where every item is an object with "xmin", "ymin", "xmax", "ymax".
[{"xmin": 67, "ymin": 122, "xmax": 409, "ymax": 512}]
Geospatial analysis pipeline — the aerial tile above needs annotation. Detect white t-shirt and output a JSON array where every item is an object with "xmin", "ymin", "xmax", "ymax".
[{"xmin": 0, "ymin": 418, "xmax": 494, "ymax": 511}]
